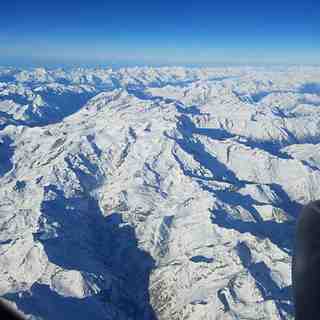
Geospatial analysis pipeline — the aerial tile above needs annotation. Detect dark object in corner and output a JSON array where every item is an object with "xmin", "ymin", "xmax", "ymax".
[
  {"xmin": 0, "ymin": 300, "xmax": 25, "ymax": 320},
  {"xmin": 292, "ymin": 200, "xmax": 320, "ymax": 320}
]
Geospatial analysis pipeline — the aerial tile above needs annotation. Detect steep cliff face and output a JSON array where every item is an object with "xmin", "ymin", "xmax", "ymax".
[{"xmin": 0, "ymin": 66, "xmax": 319, "ymax": 319}]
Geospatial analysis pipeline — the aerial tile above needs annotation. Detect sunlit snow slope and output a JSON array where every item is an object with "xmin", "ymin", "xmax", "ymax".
[{"xmin": 0, "ymin": 65, "xmax": 320, "ymax": 319}]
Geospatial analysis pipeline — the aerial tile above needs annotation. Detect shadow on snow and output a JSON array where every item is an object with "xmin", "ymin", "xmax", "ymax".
[{"xmin": 5, "ymin": 184, "xmax": 157, "ymax": 320}]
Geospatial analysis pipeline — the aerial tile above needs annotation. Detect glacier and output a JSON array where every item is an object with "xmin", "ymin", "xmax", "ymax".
[{"xmin": 0, "ymin": 65, "xmax": 320, "ymax": 319}]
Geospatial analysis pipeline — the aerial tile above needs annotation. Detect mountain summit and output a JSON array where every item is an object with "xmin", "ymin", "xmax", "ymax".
[{"xmin": 0, "ymin": 65, "xmax": 320, "ymax": 319}]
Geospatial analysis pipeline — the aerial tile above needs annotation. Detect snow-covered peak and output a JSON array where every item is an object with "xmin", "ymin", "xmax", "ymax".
[{"xmin": 0, "ymin": 65, "xmax": 319, "ymax": 319}]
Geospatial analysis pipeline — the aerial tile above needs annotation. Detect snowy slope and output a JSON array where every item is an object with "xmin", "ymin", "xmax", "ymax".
[{"xmin": 0, "ymin": 65, "xmax": 320, "ymax": 319}]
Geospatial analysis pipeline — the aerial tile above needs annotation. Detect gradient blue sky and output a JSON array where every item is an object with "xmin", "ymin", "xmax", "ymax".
[{"xmin": 1, "ymin": 0, "xmax": 319, "ymax": 67}]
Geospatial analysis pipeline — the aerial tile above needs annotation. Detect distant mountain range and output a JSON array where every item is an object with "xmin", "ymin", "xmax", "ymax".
[{"xmin": 0, "ymin": 65, "xmax": 320, "ymax": 319}]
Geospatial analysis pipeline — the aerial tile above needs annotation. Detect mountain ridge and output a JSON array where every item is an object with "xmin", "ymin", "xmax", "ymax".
[{"xmin": 0, "ymin": 65, "xmax": 319, "ymax": 319}]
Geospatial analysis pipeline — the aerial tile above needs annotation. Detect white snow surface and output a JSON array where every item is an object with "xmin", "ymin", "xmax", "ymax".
[{"xmin": 0, "ymin": 65, "xmax": 320, "ymax": 319}]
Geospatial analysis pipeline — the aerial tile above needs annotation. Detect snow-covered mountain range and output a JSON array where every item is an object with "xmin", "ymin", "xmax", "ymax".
[{"xmin": 0, "ymin": 65, "xmax": 320, "ymax": 319}]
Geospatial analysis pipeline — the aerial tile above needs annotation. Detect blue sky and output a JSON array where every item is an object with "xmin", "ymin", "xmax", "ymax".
[{"xmin": 1, "ymin": 0, "xmax": 319, "ymax": 67}]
